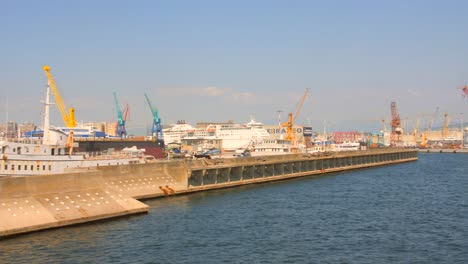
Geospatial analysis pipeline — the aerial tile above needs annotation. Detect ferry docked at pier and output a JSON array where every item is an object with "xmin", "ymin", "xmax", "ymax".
[
  {"xmin": 332, "ymin": 142, "xmax": 360, "ymax": 152},
  {"xmin": 163, "ymin": 119, "xmax": 272, "ymax": 151},
  {"xmin": 249, "ymin": 139, "xmax": 299, "ymax": 156}
]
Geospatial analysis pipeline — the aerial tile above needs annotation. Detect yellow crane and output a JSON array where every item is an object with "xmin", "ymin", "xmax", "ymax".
[
  {"xmin": 42, "ymin": 65, "xmax": 76, "ymax": 127},
  {"xmin": 282, "ymin": 88, "xmax": 310, "ymax": 143},
  {"xmin": 413, "ymin": 114, "xmax": 421, "ymax": 141}
]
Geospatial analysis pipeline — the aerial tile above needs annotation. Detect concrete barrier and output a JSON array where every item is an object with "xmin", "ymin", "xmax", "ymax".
[
  {"xmin": 1, "ymin": 149, "xmax": 417, "ymax": 237},
  {"xmin": 0, "ymin": 171, "xmax": 148, "ymax": 237},
  {"xmin": 0, "ymin": 161, "xmax": 186, "ymax": 237}
]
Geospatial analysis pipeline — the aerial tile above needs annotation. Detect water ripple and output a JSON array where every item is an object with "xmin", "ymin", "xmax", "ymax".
[{"xmin": 1, "ymin": 154, "xmax": 467, "ymax": 263}]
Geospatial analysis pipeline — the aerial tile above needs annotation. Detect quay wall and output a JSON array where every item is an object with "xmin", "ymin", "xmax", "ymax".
[
  {"xmin": 419, "ymin": 148, "xmax": 468, "ymax": 154},
  {"xmin": 184, "ymin": 149, "xmax": 417, "ymax": 192},
  {"xmin": 0, "ymin": 148, "xmax": 417, "ymax": 237}
]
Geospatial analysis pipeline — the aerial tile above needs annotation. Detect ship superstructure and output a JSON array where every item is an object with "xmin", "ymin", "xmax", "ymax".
[{"xmin": 163, "ymin": 119, "xmax": 272, "ymax": 151}]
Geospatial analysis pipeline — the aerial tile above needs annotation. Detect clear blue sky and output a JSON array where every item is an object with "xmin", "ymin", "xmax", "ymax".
[{"xmin": 1, "ymin": 0, "xmax": 467, "ymax": 134}]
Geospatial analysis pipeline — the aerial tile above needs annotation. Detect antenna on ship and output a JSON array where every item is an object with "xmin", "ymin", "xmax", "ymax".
[
  {"xmin": 42, "ymin": 84, "xmax": 53, "ymax": 145},
  {"xmin": 277, "ymin": 110, "xmax": 283, "ymax": 139},
  {"xmin": 3, "ymin": 97, "xmax": 8, "ymax": 141}
]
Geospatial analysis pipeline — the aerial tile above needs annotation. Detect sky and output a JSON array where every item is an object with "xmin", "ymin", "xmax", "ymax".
[{"xmin": 1, "ymin": 0, "xmax": 467, "ymax": 135}]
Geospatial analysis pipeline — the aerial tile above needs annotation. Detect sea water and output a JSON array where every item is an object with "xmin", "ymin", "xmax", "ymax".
[{"xmin": 1, "ymin": 153, "xmax": 467, "ymax": 263}]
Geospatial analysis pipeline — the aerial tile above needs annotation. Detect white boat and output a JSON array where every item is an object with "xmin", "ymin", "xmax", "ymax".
[
  {"xmin": 56, "ymin": 126, "xmax": 105, "ymax": 138},
  {"xmin": 0, "ymin": 86, "xmax": 154, "ymax": 177},
  {"xmin": 332, "ymin": 142, "xmax": 360, "ymax": 152},
  {"xmin": 249, "ymin": 139, "xmax": 298, "ymax": 157},
  {"xmin": 163, "ymin": 119, "xmax": 272, "ymax": 152},
  {"xmin": 307, "ymin": 138, "xmax": 331, "ymax": 153},
  {"xmin": 23, "ymin": 125, "xmax": 106, "ymax": 138},
  {"xmin": 307, "ymin": 145, "xmax": 324, "ymax": 153},
  {"xmin": 162, "ymin": 121, "xmax": 197, "ymax": 144}
]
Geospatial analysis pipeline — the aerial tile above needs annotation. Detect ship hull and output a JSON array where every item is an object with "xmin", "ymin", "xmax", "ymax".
[{"xmin": 75, "ymin": 139, "xmax": 165, "ymax": 159}]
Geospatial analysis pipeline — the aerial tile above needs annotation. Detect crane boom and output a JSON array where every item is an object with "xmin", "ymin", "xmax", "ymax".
[
  {"xmin": 144, "ymin": 93, "xmax": 163, "ymax": 140},
  {"xmin": 293, "ymin": 88, "xmax": 310, "ymax": 122},
  {"xmin": 42, "ymin": 65, "xmax": 76, "ymax": 127},
  {"xmin": 113, "ymin": 92, "xmax": 127, "ymax": 137},
  {"xmin": 282, "ymin": 88, "xmax": 310, "ymax": 144}
]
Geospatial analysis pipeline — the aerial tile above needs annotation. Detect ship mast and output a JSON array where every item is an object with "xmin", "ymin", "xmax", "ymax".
[{"xmin": 43, "ymin": 84, "xmax": 52, "ymax": 145}]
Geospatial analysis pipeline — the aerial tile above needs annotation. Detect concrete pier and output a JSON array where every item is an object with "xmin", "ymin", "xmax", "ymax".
[
  {"xmin": 0, "ymin": 148, "xmax": 417, "ymax": 237},
  {"xmin": 185, "ymin": 149, "xmax": 417, "ymax": 192},
  {"xmin": 418, "ymin": 148, "xmax": 468, "ymax": 154}
]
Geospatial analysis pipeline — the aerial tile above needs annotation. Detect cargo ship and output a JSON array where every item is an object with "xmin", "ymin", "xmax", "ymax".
[{"xmin": 24, "ymin": 127, "xmax": 165, "ymax": 159}]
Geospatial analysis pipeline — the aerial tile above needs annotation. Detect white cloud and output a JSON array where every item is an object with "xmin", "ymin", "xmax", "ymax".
[
  {"xmin": 407, "ymin": 89, "xmax": 420, "ymax": 96},
  {"xmin": 156, "ymin": 86, "xmax": 229, "ymax": 97},
  {"xmin": 201, "ymin": 86, "xmax": 227, "ymax": 96},
  {"xmin": 232, "ymin": 92, "xmax": 256, "ymax": 102}
]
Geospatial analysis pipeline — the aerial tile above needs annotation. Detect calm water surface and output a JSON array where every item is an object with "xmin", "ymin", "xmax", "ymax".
[{"xmin": 1, "ymin": 154, "xmax": 467, "ymax": 263}]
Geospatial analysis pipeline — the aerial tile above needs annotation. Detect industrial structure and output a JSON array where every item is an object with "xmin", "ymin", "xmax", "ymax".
[
  {"xmin": 113, "ymin": 92, "xmax": 128, "ymax": 138},
  {"xmin": 42, "ymin": 65, "xmax": 76, "ymax": 127},
  {"xmin": 144, "ymin": 93, "xmax": 163, "ymax": 141},
  {"xmin": 282, "ymin": 88, "xmax": 310, "ymax": 145},
  {"xmin": 390, "ymin": 101, "xmax": 403, "ymax": 146}
]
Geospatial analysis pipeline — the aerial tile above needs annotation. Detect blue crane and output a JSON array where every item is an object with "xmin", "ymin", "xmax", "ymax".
[
  {"xmin": 144, "ymin": 93, "xmax": 163, "ymax": 140},
  {"xmin": 113, "ymin": 92, "xmax": 127, "ymax": 138}
]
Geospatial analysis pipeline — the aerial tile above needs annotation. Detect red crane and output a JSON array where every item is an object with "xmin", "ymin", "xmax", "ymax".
[{"xmin": 390, "ymin": 101, "xmax": 403, "ymax": 146}]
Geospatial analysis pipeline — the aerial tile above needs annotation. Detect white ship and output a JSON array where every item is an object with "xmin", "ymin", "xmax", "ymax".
[
  {"xmin": 249, "ymin": 139, "xmax": 299, "ymax": 156},
  {"xmin": 162, "ymin": 121, "xmax": 197, "ymax": 144},
  {"xmin": 163, "ymin": 119, "xmax": 272, "ymax": 151},
  {"xmin": 56, "ymin": 126, "xmax": 105, "ymax": 138},
  {"xmin": 0, "ymin": 86, "xmax": 154, "ymax": 177},
  {"xmin": 332, "ymin": 142, "xmax": 360, "ymax": 152},
  {"xmin": 24, "ymin": 126, "xmax": 105, "ymax": 138}
]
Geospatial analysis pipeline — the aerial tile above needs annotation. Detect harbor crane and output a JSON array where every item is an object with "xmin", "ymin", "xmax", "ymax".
[
  {"xmin": 144, "ymin": 93, "xmax": 163, "ymax": 141},
  {"xmin": 113, "ymin": 92, "xmax": 128, "ymax": 138},
  {"xmin": 42, "ymin": 65, "xmax": 76, "ymax": 127},
  {"xmin": 413, "ymin": 114, "xmax": 421, "ymax": 141},
  {"xmin": 390, "ymin": 101, "xmax": 403, "ymax": 146},
  {"xmin": 282, "ymin": 88, "xmax": 310, "ymax": 143},
  {"xmin": 430, "ymin": 106, "xmax": 439, "ymax": 131}
]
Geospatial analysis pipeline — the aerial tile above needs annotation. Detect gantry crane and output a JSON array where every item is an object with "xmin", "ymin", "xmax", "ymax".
[
  {"xmin": 390, "ymin": 101, "xmax": 403, "ymax": 146},
  {"xmin": 430, "ymin": 106, "xmax": 439, "ymax": 131},
  {"xmin": 113, "ymin": 92, "xmax": 128, "ymax": 137},
  {"xmin": 282, "ymin": 88, "xmax": 310, "ymax": 143},
  {"xmin": 144, "ymin": 93, "xmax": 163, "ymax": 141},
  {"xmin": 42, "ymin": 65, "xmax": 76, "ymax": 127}
]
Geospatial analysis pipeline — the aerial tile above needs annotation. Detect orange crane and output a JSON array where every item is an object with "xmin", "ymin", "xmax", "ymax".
[
  {"xmin": 282, "ymin": 88, "xmax": 310, "ymax": 143},
  {"xmin": 42, "ymin": 65, "xmax": 76, "ymax": 127},
  {"xmin": 413, "ymin": 114, "xmax": 421, "ymax": 141}
]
